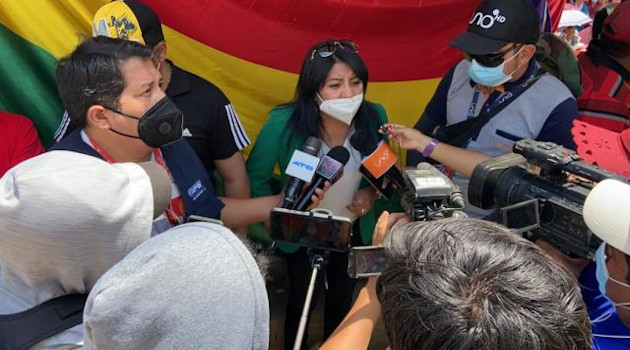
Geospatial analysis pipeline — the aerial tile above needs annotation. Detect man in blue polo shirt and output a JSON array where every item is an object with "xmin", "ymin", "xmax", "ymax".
[{"xmin": 400, "ymin": 0, "xmax": 578, "ymax": 217}]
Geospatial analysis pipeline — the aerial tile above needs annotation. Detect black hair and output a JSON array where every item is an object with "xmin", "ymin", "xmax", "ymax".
[
  {"xmin": 377, "ymin": 219, "xmax": 592, "ymax": 350},
  {"xmin": 283, "ymin": 40, "xmax": 381, "ymax": 145},
  {"xmin": 56, "ymin": 36, "xmax": 155, "ymax": 128}
]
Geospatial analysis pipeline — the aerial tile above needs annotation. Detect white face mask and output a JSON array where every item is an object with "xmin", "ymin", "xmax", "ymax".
[
  {"xmin": 595, "ymin": 243, "xmax": 630, "ymax": 311},
  {"xmin": 317, "ymin": 93, "xmax": 363, "ymax": 125}
]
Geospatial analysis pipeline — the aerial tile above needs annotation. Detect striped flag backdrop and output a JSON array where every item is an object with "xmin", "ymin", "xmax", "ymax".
[{"xmin": 0, "ymin": 0, "xmax": 562, "ymax": 150}]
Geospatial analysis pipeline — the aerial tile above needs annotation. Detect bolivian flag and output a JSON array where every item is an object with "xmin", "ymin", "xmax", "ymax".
[{"xmin": 0, "ymin": 0, "xmax": 562, "ymax": 150}]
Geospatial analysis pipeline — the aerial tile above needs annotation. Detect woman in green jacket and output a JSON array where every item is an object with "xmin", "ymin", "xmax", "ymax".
[{"xmin": 247, "ymin": 39, "xmax": 397, "ymax": 349}]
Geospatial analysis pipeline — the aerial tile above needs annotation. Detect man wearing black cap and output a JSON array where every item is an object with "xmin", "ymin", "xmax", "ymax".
[
  {"xmin": 402, "ymin": 0, "xmax": 578, "ymax": 217},
  {"xmin": 54, "ymin": 0, "xmax": 252, "ymax": 213}
]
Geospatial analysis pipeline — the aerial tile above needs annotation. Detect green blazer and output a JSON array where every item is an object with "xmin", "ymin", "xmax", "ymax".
[{"xmin": 246, "ymin": 103, "xmax": 401, "ymax": 253}]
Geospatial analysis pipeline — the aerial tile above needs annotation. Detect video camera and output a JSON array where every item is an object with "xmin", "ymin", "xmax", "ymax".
[
  {"xmin": 469, "ymin": 139, "xmax": 630, "ymax": 259},
  {"xmin": 402, "ymin": 162, "xmax": 467, "ymax": 221}
]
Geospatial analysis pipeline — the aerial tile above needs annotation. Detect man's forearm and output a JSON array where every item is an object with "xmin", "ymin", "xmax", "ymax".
[
  {"xmin": 223, "ymin": 177, "xmax": 252, "ymax": 234},
  {"xmin": 219, "ymin": 195, "xmax": 280, "ymax": 229},
  {"xmin": 223, "ymin": 176, "xmax": 251, "ymax": 199},
  {"xmin": 320, "ymin": 278, "xmax": 381, "ymax": 350}
]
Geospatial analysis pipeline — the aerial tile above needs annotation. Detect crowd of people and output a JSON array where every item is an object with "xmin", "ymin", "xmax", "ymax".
[{"xmin": 0, "ymin": 0, "xmax": 629, "ymax": 349}]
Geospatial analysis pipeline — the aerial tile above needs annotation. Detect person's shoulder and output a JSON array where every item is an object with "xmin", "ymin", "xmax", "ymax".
[
  {"xmin": 0, "ymin": 111, "xmax": 33, "ymax": 128},
  {"xmin": 50, "ymin": 129, "xmax": 80, "ymax": 149},
  {"xmin": 452, "ymin": 59, "xmax": 470, "ymax": 77},
  {"xmin": 443, "ymin": 59, "xmax": 472, "ymax": 93},
  {"xmin": 534, "ymin": 73, "xmax": 575, "ymax": 102},
  {"xmin": 366, "ymin": 101, "xmax": 386, "ymax": 114},
  {"xmin": 267, "ymin": 105, "xmax": 294, "ymax": 125},
  {"xmin": 172, "ymin": 66, "xmax": 230, "ymax": 104},
  {"xmin": 365, "ymin": 101, "xmax": 387, "ymax": 122}
]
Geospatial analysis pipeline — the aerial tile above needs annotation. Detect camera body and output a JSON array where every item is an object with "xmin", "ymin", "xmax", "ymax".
[
  {"xmin": 402, "ymin": 162, "xmax": 466, "ymax": 221},
  {"xmin": 469, "ymin": 139, "xmax": 628, "ymax": 259}
]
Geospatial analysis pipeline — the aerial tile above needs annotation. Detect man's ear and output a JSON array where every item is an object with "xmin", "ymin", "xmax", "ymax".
[
  {"xmin": 520, "ymin": 44, "xmax": 537, "ymax": 64},
  {"xmin": 86, "ymin": 105, "xmax": 112, "ymax": 130},
  {"xmin": 153, "ymin": 41, "xmax": 168, "ymax": 63}
]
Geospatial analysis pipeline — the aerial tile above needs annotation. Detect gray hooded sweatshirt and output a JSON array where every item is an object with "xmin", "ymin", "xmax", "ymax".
[
  {"xmin": 0, "ymin": 151, "xmax": 159, "ymax": 349},
  {"xmin": 83, "ymin": 222, "xmax": 270, "ymax": 350}
]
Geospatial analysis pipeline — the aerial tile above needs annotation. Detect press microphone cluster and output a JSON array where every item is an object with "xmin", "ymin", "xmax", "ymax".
[
  {"xmin": 293, "ymin": 146, "xmax": 350, "ymax": 211},
  {"xmin": 350, "ymin": 130, "xmax": 406, "ymax": 199}
]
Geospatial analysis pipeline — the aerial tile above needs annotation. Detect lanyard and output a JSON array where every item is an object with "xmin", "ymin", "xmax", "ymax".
[
  {"xmin": 467, "ymin": 89, "xmax": 507, "ymax": 120},
  {"xmin": 467, "ymin": 70, "xmax": 539, "ymax": 120},
  {"xmin": 86, "ymin": 134, "xmax": 165, "ymax": 169}
]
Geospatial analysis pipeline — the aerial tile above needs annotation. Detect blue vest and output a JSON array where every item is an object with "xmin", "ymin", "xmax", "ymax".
[{"xmin": 50, "ymin": 131, "xmax": 224, "ymax": 220}]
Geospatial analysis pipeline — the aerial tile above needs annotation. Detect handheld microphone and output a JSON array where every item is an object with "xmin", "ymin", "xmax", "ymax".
[
  {"xmin": 282, "ymin": 137, "xmax": 322, "ymax": 208},
  {"xmin": 294, "ymin": 146, "xmax": 350, "ymax": 211},
  {"xmin": 350, "ymin": 131, "xmax": 405, "ymax": 198}
]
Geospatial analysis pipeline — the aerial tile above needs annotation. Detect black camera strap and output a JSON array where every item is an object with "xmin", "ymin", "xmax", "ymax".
[
  {"xmin": 0, "ymin": 293, "xmax": 87, "ymax": 350},
  {"xmin": 431, "ymin": 71, "xmax": 545, "ymax": 148}
]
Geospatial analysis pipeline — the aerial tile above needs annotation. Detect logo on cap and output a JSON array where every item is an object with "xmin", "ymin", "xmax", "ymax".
[
  {"xmin": 470, "ymin": 9, "xmax": 506, "ymax": 29},
  {"xmin": 94, "ymin": 15, "xmax": 139, "ymax": 40},
  {"xmin": 91, "ymin": 2, "xmax": 146, "ymax": 45}
]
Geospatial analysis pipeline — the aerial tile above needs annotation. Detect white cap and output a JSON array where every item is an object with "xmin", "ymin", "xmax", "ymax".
[
  {"xmin": 0, "ymin": 150, "xmax": 168, "ymax": 309},
  {"xmin": 583, "ymin": 179, "xmax": 630, "ymax": 255}
]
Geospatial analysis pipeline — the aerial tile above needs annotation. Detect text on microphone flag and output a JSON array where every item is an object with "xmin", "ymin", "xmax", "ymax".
[{"xmin": 362, "ymin": 141, "xmax": 397, "ymax": 178}]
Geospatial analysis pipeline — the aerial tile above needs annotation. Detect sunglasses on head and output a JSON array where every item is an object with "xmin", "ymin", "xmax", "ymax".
[
  {"xmin": 310, "ymin": 40, "xmax": 359, "ymax": 61},
  {"xmin": 466, "ymin": 44, "xmax": 521, "ymax": 67}
]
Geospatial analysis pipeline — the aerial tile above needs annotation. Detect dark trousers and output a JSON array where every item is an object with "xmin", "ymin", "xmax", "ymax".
[{"xmin": 283, "ymin": 226, "xmax": 361, "ymax": 350}]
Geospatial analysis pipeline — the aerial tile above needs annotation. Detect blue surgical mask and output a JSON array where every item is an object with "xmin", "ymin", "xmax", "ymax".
[
  {"xmin": 595, "ymin": 243, "xmax": 630, "ymax": 310},
  {"xmin": 467, "ymin": 47, "xmax": 523, "ymax": 87}
]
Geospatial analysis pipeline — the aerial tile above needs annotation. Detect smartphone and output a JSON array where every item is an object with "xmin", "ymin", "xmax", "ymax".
[
  {"xmin": 270, "ymin": 208, "xmax": 352, "ymax": 252},
  {"xmin": 187, "ymin": 215, "xmax": 225, "ymax": 226},
  {"xmin": 347, "ymin": 246, "xmax": 387, "ymax": 278}
]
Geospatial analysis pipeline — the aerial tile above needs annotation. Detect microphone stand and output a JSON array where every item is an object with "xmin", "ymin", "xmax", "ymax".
[{"xmin": 293, "ymin": 248, "xmax": 330, "ymax": 350}]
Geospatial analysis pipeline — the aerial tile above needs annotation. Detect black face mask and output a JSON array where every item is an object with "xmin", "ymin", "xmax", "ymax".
[{"xmin": 108, "ymin": 96, "xmax": 183, "ymax": 148}]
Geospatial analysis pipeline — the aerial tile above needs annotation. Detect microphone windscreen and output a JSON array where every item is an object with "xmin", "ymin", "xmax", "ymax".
[
  {"xmin": 137, "ymin": 162, "xmax": 171, "ymax": 219},
  {"xmin": 327, "ymin": 146, "xmax": 350, "ymax": 165},
  {"xmin": 303, "ymin": 137, "xmax": 322, "ymax": 156},
  {"xmin": 584, "ymin": 179, "xmax": 630, "ymax": 255},
  {"xmin": 350, "ymin": 130, "xmax": 378, "ymax": 155}
]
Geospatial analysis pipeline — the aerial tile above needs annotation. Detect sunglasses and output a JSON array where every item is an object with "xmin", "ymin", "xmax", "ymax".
[
  {"xmin": 467, "ymin": 44, "xmax": 521, "ymax": 68},
  {"xmin": 310, "ymin": 40, "xmax": 359, "ymax": 61}
]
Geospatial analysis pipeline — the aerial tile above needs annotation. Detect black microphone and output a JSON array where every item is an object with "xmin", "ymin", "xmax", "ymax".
[
  {"xmin": 350, "ymin": 130, "xmax": 406, "ymax": 198},
  {"xmin": 282, "ymin": 137, "xmax": 322, "ymax": 208},
  {"xmin": 294, "ymin": 146, "xmax": 350, "ymax": 211}
]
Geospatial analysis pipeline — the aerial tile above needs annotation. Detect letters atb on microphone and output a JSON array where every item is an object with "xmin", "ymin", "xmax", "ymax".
[
  {"xmin": 285, "ymin": 151, "xmax": 320, "ymax": 183},
  {"xmin": 282, "ymin": 137, "xmax": 322, "ymax": 209}
]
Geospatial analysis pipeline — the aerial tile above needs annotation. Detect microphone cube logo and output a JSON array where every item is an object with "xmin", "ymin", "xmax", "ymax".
[
  {"xmin": 362, "ymin": 141, "xmax": 398, "ymax": 178},
  {"xmin": 317, "ymin": 156, "xmax": 343, "ymax": 180},
  {"xmin": 286, "ymin": 150, "xmax": 320, "ymax": 182}
]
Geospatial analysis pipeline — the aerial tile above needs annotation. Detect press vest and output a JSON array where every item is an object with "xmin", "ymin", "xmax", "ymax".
[{"xmin": 446, "ymin": 60, "xmax": 574, "ymax": 217}]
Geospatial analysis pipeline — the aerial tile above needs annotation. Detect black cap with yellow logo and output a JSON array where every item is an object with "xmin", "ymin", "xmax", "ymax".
[{"xmin": 92, "ymin": 0, "xmax": 164, "ymax": 47}]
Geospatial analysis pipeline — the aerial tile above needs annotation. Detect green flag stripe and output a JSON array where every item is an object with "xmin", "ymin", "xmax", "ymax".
[{"xmin": 0, "ymin": 23, "xmax": 64, "ymax": 148}]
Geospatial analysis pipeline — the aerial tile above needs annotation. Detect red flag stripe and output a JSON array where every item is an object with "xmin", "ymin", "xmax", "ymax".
[{"xmin": 143, "ymin": 0, "xmax": 479, "ymax": 82}]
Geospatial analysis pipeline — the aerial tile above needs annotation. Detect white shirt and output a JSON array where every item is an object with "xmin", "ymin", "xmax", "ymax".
[{"xmin": 315, "ymin": 132, "xmax": 363, "ymax": 221}]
